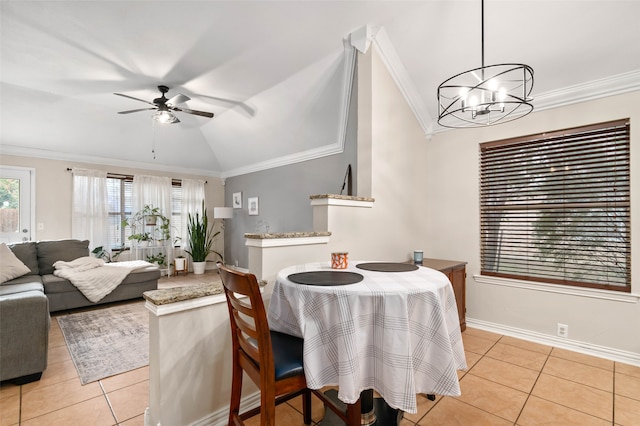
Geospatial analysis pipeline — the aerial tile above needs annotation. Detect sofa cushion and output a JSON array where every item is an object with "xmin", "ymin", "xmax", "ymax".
[
  {"xmin": 0, "ymin": 282, "xmax": 44, "ymax": 296},
  {"xmin": 121, "ymin": 266, "xmax": 161, "ymax": 284},
  {"xmin": 1, "ymin": 274, "xmax": 43, "ymax": 286},
  {"xmin": 37, "ymin": 239, "xmax": 89, "ymax": 275},
  {"xmin": 41, "ymin": 274, "xmax": 76, "ymax": 294},
  {"xmin": 0, "ymin": 243, "xmax": 32, "ymax": 284},
  {"xmin": 6, "ymin": 241, "xmax": 39, "ymax": 275},
  {"xmin": 42, "ymin": 266, "xmax": 160, "ymax": 294}
]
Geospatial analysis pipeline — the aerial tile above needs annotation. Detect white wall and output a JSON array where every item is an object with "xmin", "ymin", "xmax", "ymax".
[
  {"xmin": 322, "ymin": 46, "xmax": 639, "ymax": 361},
  {"xmin": 322, "ymin": 46, "xmax": 430, "ymax": 262},
  {"xmin": 0, "ymin": 154, "xmax": 225, "ymax": 257},
  {"xmin": 424, "ymin": 91, "xmax": 640, "ymax": 357},
  {"xmin": 147, "ymin": 299, "xmax": 259, "ymax": 426}
]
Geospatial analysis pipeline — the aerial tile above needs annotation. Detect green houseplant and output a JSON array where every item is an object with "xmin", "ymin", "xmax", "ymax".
[
  {"xmin": 123, "ymin": 204, "xmax": 172, "ymax": 245},
  {"xmin": 146, "ymin": 252, "xmax": 167, "ymax": 267},
  {"xmin": 184, "ymin": 201, "xmax": 221, "ymax": 274},
  {"xmin": 91, "ymin": 246, "xmax": 121, "ymax": 263},
  {"xmin": 128, "ymin": 232, "xmax": 151, "ymax": 246}
]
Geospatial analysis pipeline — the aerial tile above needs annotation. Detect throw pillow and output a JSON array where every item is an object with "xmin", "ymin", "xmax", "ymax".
[
  {"xmin": 0, "ymin": 243, "xmax": 32, "ymax": 284},
  {"xmin": 37, "ymin": 239, "xmax": 90, "ymax": 275},
  {"xmin": 7, "ymin": 241, "xmax": 39, "ymax": 274}
]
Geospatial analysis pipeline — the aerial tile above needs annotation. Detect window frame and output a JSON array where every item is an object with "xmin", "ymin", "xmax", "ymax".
[
  {"xmin": 479, "ymin": 118, "xmax": 631, "ymax": 293},
  {"xmin": 106, "ymin": 174, "xmax": 182, "ymax": 251}
]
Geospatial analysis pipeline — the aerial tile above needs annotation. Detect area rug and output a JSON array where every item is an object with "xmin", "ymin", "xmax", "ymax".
[{"xmin": 57, "ymin": 301, "xmax": 148, "ymax": 385}]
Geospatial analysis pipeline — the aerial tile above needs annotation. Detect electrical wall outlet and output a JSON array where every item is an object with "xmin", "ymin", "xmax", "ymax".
[{"xmin": 557, "ymin": 323, "xmax": 569, "ymax": 338}]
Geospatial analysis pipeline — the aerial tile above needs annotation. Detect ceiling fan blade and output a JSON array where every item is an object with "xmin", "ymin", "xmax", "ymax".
[
  {"xmin": 173, "ymin": 107, "xmax": 214, "ymax": 118},
  {"xmin": 195, "ymin": 94, "xmax": 256, "ymax": 116},
  {"xmin": 167, "ymin": 93, "xmax": 190, "ymax": 106},
  {"xmin": 118, "ymin": 108, "xmax": 156, "ymax": 114},
  {"xmin": 114, "ymin": 93, "xmax": 156, "ymax": 106}
]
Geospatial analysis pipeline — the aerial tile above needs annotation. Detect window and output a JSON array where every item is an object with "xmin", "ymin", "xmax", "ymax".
[
  {"xmin": 106, "ymin": 175, "xmax": 182, "ymax": 250},
  {"xmin": 106, "ymin": 176, "xmax": 131, "ymax": 249},
  {"xmin": 480, "ymin": 119, "xmax": 630, "ymax": 292}
]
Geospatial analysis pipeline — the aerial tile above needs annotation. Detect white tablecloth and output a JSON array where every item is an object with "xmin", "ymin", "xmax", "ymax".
[{"xmin": 267, "ymin": 261, "xmax": 467, "ymax": 414}]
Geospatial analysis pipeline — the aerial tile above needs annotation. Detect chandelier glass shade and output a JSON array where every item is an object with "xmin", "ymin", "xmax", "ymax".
[
  {"xmin": 153, "ymin": 109, "xmax": 179, "ymax": 124},
  {"xmin": 437, "ymin": 0, "xmax": 534, "ymax": 128}
]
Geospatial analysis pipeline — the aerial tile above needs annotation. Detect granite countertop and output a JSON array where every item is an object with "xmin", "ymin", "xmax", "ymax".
[
  {"xmin": 143, "ymin": 279, "xmax": 268, "ymax": 305},
  {"xmin": 144, "ymin": 282, "xmax": 224, "ymax": 306},
  {"xmin": 310, "ymin": 194, "xmax": 375, "ymax": 202},
  {"xmin": 245, "ymin": 231, "xmax": 331, "ymax": 239}
]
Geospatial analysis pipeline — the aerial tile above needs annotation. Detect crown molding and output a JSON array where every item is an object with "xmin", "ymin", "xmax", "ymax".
[
  {"xmin": 221, "ymin": 43, "xmax": 357, "ymax": 179},
  {"xmin": 223, "ymin": 24, "xmax": 437, "ymax": 179},
  {"xmin": 220, "ymin": 141, "xmax": 344, "ymax": 178},
  {"xmin": 194, "ymin": 66, "xmax": 640, "ymax": 173},
  {"xmin": 368, "ymin": 27, "xmax": 434, "ymax": 137},
  {"xmin": 0, "ymin": 144, "xmax": 222, "ymax": 178},
  {"xmin": 533, "ymin": 69, "xmax": 640, "ymax": 112}
]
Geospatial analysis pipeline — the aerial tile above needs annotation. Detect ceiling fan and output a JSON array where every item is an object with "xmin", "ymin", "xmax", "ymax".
[{"xmin": 114, "ymin": 85, "xmax": 214, "ymax": 124}]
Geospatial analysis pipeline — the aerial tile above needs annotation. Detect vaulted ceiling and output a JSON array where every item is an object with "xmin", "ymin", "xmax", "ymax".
[{"xmin": 2, "ymin": 1, "xmax": 639, "ymax": 178}]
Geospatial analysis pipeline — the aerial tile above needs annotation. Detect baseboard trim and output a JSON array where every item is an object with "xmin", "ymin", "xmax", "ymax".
[
  {"xmin": 185, "ymin": 391, "xmax": 261, "ymax": 426},
  {"xmin": 466, "ymin": 318, "xmax": 640, "ymax": 368}
]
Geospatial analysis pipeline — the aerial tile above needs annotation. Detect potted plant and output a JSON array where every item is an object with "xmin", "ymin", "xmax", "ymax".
[
  {"xmin": 123, "ymin": 204, "xmax": 172, "ymax": 245},
  {"xmin": 91, "ymin": 246, "xmax": 121, "ymax": 263},
  {"xmin": 174, "ymin": 255, "xmax": 187, "ymax": 275},
  {"xmin": 184, "ymin": 201, "xmax": 221, "ymax": 274},
  {"xmin": 128, "ymin": 232, "xmax": 151, "ymax": 247},
  {"xmin": 146, "ymin": 252, "xmax": 167, "ymax": 267}
]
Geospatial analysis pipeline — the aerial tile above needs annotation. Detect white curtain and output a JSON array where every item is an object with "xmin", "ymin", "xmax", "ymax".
[
  {"xmin": 132, "ymin": 175, "xmax": 172, "ymax": 215},
  {"xmin": 72, "ymin": 168, "xmax": 109, "ymax": 252},
  {"xmin": 180, "ymin": 179, "xmax": 205, "ymax": 249},
  {"xmin": 132, "ymin": 175, "xmax": 173, "ymax": 265}
]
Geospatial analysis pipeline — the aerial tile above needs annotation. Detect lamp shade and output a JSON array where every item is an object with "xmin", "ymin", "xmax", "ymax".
[{"xmin": 213, "ymin": 207, "xmax": 233, "ymax": 219}]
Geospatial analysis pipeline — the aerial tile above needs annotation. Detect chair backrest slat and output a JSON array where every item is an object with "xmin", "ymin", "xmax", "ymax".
[{"xmin": 218, "ymin": 262, "xmax": 274, "ymax": 376}]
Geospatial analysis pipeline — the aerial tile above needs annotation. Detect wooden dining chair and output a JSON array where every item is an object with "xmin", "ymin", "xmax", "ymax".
[
  {"xmin": 217, "ymin": 263, "xmax": 361, "ymax": 426},
  {"xmin": 217, "ymin": 262, "xmax": 311, "ymax": 425}
]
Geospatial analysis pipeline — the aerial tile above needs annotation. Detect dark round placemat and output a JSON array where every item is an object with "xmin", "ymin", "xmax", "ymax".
[
  {"xmin": 287, "ymin": 271, "xmax": 364, "ymax": 286},
  {"xmin": 356, "ymin": 262, "xmax": 419, "ymax": 272}
]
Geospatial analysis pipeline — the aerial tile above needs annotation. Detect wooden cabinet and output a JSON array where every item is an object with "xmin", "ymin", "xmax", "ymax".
[{"xmin": 420, "ymin": 259, "xmax": 467, "ymax": 331}]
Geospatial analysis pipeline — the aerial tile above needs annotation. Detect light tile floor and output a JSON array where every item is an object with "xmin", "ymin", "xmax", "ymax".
[{"xmin": 1, "ymin": 271, "xmax": 639, "ymax": 425}]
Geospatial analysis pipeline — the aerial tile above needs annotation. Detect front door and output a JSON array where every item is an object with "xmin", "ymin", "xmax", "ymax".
[{"xmin": 0, "ymin": 166, "xmax": 35, "ymax": 244}]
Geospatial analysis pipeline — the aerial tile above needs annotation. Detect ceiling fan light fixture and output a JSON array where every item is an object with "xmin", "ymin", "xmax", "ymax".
[
  {"xmin": 153, "ymin": 109, "xmax": 179, "ymax": 124},
  {"xmin": 436, "ymin": 0, "xmax": 534, "ymax": 128},
  {"xmin": 115, "ymin": 85, "xmax": 211, "ymax": 124}
]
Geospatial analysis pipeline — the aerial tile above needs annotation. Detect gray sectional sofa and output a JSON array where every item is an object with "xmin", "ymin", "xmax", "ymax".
[{"xmin": 0, "ymin": 239, "xmax": 160, "ymax": 384}]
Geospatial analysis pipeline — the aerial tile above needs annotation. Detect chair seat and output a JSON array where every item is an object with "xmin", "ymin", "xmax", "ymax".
[
  {"xmin": 271, "ymin": 330, "xmax": 305, "ymax": 381},
  {"xmin": 247, "ymin": 330, "xmax": 305, "ymax": 381}
]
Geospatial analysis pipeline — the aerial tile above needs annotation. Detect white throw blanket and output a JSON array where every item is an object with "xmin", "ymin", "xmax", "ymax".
[{"xmin": 53, "ymin": 257, "xmax": 155, "ymax": 303}]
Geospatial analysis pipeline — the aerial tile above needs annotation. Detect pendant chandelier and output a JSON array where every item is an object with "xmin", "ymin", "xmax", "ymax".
[{"xmin": 437, "ymin": 0, "xmax": 534, "ymax": 128}]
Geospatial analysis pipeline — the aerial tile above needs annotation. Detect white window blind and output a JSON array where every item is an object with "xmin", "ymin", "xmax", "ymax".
[
  {"xmin": 106, "ymin": 176, "xmax": 182, "ymax": 250},
  {"xmin": 480, "ymin": 119, "xmax": 630, "ymax": 292},
  {"xmin": 106, "ymin": 177, "xmax": 132, "ymax": 249}
]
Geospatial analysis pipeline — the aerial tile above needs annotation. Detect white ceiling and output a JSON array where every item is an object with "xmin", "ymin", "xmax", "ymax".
[{"xmin": 2, "ymin": 1, "xmax": 640, "ymax": 178}]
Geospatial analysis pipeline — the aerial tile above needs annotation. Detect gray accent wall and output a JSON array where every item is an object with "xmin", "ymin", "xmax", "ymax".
[{"xmin": 223, "ymin": 86, "xmax": 357, "ymax": 268}]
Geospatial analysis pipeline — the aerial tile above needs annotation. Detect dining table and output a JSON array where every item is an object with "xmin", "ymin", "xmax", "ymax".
[{"xmin": 266, "ymin": 261, "xmax": 467, "ymax": 425}]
